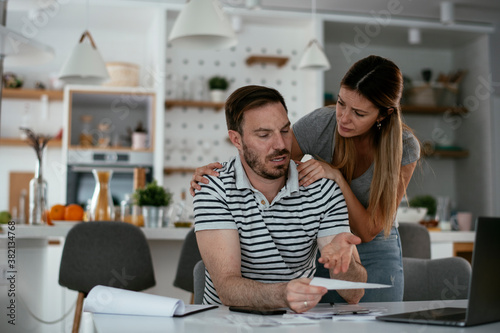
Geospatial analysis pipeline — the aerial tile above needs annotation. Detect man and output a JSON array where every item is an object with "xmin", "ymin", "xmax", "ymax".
[{"xmin": 193, "ymin": 85, "xmax": 367, "ymax": 313}]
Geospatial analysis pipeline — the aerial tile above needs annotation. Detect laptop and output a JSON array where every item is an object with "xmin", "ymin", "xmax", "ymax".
[{"xmin": 376, "ymin": 216, "xmax": 500, "ymax": 327}]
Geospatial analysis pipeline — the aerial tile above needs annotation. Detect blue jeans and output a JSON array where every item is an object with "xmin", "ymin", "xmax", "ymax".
[{"xmin": 316, "ymin": 227, "xmax": 404, "ymax": 303}]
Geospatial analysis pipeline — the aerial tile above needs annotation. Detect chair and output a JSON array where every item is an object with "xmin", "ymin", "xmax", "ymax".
[
  {"xmin": 173, "ymin": 228, "xmax": 202, "ymax": 302},
  {"xmin": 398, "ymin": 222, "xmax": 431, "ymax": 259},
  {"xmin": 403, "ymin": 257, "xmax": 471, "ymax": 301},
  {"xmin": 193, "ymin": 260, "xmax": 206, "ymax": 304},
  {"xmin": 59, "ymin": 222, "xmax": 156, "ymax": 333}
]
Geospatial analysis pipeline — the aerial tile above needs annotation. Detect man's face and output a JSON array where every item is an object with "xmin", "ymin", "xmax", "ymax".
[{"xmin": 231, "ymin": 102, "xmax": 292, "ymax": 180}]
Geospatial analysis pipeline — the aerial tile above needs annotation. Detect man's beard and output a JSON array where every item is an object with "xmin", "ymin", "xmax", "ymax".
[{"xmin": 242, "ymin": 142, "xmax": 290, "ymax": 180}]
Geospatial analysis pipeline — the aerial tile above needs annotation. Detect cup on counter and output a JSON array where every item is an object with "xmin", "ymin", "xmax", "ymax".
[{"xmin": 452, "ymin": 212, "xmax": 473, "ymax": 231}]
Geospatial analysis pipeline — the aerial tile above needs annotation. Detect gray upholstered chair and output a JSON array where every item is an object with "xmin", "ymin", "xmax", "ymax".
[
  {"xmin": 403, "ymin": 257, "xmax": 471, "ymax": 301},
  {"xmin": 173, "ymin": 228, "xmax": 202, "ymax": 303},
  {"xmin": 193, "ymin": 260, "xmax": 206, "ymax": 304},
  {"xmin": 398, "ymin": 222, "xmax": 431, "ymax": 259},
  {"xmin": 59, "ymin": 222, "xmax": 156, "ymax": 333}
]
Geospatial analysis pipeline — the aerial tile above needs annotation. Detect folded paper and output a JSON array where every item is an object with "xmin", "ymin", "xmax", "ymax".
[
  {"xmin": 83, "ymin": 285, "xmax": 216, "ymax": 317},
  {"xmin": 310, "ymin": 277, "xmax": 392, "ymax": 290}
]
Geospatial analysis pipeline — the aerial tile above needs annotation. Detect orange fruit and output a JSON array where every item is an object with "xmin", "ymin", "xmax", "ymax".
[
  {"xmin": 46, "ymin": 210, "xmax": 54, "ymax": 226},
  {"xmin": 64, "ymin": 204, "xmax": 84, "ymax": 221},
  {"xmin": 50, "ymin": 204, "xmax": 66, "ymax": 221}
]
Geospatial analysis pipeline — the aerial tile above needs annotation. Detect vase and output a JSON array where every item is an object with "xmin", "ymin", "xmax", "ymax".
[
  {"xmin": 142, "ymin": 206, "xmax": 164, "ymax": 228},
  {"xmin": 89, "ymin": 169, "xmax": 115, "ymax": 221},
  {"xmin": 29, "ymin": 156, "xmax": 48, "ymax": 225},
  {"xmin": 209, "ymin": 89, "xmax": 225, "ymax": 102}
]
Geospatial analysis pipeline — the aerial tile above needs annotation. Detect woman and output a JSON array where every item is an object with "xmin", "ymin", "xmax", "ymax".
[{"xmin": 190, "ymin": 55, "xmax": 420, "ymax": 302}]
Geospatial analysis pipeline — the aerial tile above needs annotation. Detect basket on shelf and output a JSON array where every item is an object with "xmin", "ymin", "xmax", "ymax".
[{"xmin": 102, "ymin": 62, "xmax": 140, "ymax": 87}]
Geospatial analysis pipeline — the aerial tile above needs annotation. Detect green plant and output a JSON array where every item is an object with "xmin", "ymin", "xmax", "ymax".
[
  {"xmin": 133, "ymin": 180, "xmax": 171, "ymax": 207},
  {"xmin": 208, "ymin": 76, "xmax": 229, "ymax": 90},
  {"xmin": 409, "ymin": 195, "xmax": 437, "ymax": 216}
]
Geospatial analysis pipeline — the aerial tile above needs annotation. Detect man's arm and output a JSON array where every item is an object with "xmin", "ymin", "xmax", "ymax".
[
  {"xmin": 196, "ymin": 229, "xmax": 328, "ymax": 312},
  {"xmin": 317, "ymin": 233, "xmax": 367, "ymax": 303}
]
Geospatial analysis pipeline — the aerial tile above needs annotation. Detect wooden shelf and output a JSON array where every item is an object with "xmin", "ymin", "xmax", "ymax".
[
  {"xmin": 165, "ymin": 100, "xmax": 224, "ymax": 111},
  {"xmin": 164, "ymin": 167, "xmax": 196, "ymax": 175},
  {"xmin": 402, "ymin": 105, "xmax": 468, "ymax": 115},
  {"xmin": 423, "ymin": 149, "xmax": 469, "ymax": 158},
  {"xmin": 246, "ymin": 55, "xmax": 289, "ymax": 68},
  {"xmin": 0, "ymin": 137, "xmax": 62, "ymax": 147},
  {"xmin": 2, "ymin": 89, "xmax": 64, "ymax": 100}
]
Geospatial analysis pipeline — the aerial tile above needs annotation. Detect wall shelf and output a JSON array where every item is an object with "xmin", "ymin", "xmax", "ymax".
[
  {"xmin": 0, "ymin": 137, "xmax": 62, "ymax": 147},
  {"xmin": 164, "ymin": 167, "xmax": 196, "ymax": 175},
  {"xmin": 423, "ymin": 149, "xmax": 469, "ymax": 158},
  {"xmin": 402, "ymin": 105, "xmax": 468, "ymax": 115},
  {"xmin": 165, "ymin": 100, "xmax": 224, "ymax": 111},
  {"xmin": 2, "ymin": 89, "xmax": 64, "ymax": 100},
  {"xmin": 246, "ymin": 55, "xmax": 289, "ymax": 68}
]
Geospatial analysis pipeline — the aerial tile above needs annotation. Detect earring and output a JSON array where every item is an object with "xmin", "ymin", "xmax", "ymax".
[{"xmin": 377, "ymin": 122, "xmax": 382, "ymax": 130}]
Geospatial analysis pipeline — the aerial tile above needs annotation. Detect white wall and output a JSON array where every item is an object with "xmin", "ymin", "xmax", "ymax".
[{"xmin": 162, "ymin": 12, "xmax": 315, "ymax": 200}]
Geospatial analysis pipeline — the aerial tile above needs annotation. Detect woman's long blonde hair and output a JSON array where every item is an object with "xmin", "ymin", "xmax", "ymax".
[{"xmin": 333, "ymin": 55, "xmax": 407, "ymax": 236}]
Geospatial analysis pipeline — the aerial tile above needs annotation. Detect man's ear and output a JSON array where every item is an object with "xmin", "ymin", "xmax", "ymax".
[{"xmin": 228, "ymin": 130, "xmax": 242, "ymax": 149}]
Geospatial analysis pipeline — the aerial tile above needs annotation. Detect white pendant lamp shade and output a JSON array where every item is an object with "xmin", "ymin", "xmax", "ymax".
[
  {"xmin": 0, "ymin": 25, "xmax": 54, "ymax": 66},
  {"xmin": 169, "ymin": 0, "xmax": 237, "ymax": 50},
  {"xmin": 299, "ymin": 39, "xmax": 330, "ymax": 71},
  {"xmin": 59, "ymin": 31, "xmax": 109, "ymax": 85}
]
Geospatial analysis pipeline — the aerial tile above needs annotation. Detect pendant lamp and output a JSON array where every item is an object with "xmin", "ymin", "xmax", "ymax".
[
  {"xmin": 299, "ymin": 0, "xmax": 330, "ymax": 71},
  {"xmin": 0, "ymin": 25, "xmax": 55, "ymax": 66},
  {"xmin": 58, "ymin": 30, "xmax": 109, "ymax": 84},
  {"xmin": 169, "ymin": 0, "xmax": 237, "ymax": 50},
  {"xmin": 58, "ymin": 0, "xmax": 109, "ymax": 85}
]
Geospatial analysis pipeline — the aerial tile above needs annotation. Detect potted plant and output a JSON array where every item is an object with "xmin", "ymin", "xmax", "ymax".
[
  {"xmin": 133, "ymin": 180, "xmax": 172, "ymax": 228},
  {"xmin": 208, "ymin": 76, "xmax": 229, "ymax": 102},
  {"xmin": 409, "ymin": 194, "xmax": 438, "ymax": 227}
]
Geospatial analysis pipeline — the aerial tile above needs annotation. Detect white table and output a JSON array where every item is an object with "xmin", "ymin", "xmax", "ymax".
[{"xmin": 90, "ymin": 300, "xmax": 500, "ymax": 333}]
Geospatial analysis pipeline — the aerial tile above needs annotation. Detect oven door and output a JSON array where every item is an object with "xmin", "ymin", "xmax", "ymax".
[{"xmin": 66, "ymin": 165, "xmax": 153, "ymax": 207}]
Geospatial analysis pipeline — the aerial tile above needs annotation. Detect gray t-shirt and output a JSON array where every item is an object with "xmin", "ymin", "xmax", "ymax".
[{"xmin": 292, "ymin": 106, "xmax": 420, "ymax": 208}]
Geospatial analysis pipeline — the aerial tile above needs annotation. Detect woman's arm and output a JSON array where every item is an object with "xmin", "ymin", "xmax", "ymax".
[
  {"xmin": 189, "ymin": 162, "xmax": 223, "ymax": 196},
  {"xmin": 296, "ymin": 160, "xmax": 417, "ymax": 242}
]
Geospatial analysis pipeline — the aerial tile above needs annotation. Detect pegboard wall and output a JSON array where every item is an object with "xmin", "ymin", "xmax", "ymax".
[{"xmin": 163, "ymin": 18, "xmax": 312, "ymax": 196}]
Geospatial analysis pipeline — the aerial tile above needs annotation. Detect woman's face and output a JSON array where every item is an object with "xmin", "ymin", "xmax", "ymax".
[{"xmin": 336, "ymin": 86, "xmax": 383, "ymax": 139}]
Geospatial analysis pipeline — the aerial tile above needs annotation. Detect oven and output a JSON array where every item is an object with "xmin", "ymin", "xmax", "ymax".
[{"xmin": 66, "ymin": 149, "xmax": 153, "ymax": 207}]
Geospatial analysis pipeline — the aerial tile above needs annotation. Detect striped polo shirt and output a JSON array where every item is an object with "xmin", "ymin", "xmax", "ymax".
[{"xmin": 194, "ymin": 155, "xmax": 350, "ymax": 305}]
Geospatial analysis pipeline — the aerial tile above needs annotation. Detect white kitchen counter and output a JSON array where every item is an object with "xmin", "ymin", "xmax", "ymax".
[
  {"xmin": 7, "ymin": 224, "xmax": 191, "ymax": 240},
  {"xmin": 428, "ymin": 230, "xmax": 475, "ymax": 243}
]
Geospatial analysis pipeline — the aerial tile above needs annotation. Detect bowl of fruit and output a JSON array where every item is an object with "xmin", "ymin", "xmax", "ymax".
[{"xmin": 49, "ymin": 204, "xmax": 85, "ymax": 226}]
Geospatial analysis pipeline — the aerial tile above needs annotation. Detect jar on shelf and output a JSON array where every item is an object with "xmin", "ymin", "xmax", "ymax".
[
  {"xmin": 79, "ymin": 115, "xmax": 93, "ymax": 147},
  {"xmin": 120, "ymin": 193, "xmax": 144, "ymax": 227}
]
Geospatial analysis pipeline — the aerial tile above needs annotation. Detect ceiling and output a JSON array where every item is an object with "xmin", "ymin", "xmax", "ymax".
[{"xmin": 224, "ymin": 0, "xmax": 500, "ymax": 24}]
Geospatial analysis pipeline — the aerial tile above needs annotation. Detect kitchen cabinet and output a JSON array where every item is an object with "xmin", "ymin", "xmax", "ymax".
[{"xmin": 65, "ymin": 87, "xmax": 156, "ymax": 152}]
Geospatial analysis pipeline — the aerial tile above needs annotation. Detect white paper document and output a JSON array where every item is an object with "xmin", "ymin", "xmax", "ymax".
[
  {"xmin": 309, "ymin": 277, "xmax": 392, "ymax": 290},
  {"xmin": 83, "ymin": 285, "xmax": 217, "ymax": 317}
]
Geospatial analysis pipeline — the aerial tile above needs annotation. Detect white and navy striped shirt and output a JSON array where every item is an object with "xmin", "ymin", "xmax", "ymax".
[{"xmin": 194, "ymin": 155, "xmax": 350, "ymax": 305}]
